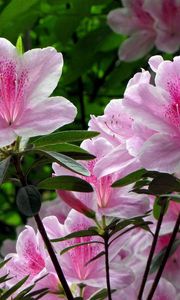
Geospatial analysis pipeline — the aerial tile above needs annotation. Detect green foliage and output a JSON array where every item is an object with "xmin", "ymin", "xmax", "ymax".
[
  {"xmin": 33, "ymin": 131, "xmax": 99, "ymax": 146},
  {"xmin": 112, "ymin": 169, "xmax": 147, "ymax": 188},
  {"xmin": 39, "ymin": 150, "xmax": 90, "ymax": 176},
  {"xmin": 38, "ymin": 175, "xmax": 93, "ymax": 192}
]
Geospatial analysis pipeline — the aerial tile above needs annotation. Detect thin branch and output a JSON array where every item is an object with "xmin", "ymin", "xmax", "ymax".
[
  {"xmin": 147, "ymin": 213, "xmax": 180, "ymax": 300},
  {"xmin": 138, "ymin": 200, "xmax": 167, "ymax": 300}
]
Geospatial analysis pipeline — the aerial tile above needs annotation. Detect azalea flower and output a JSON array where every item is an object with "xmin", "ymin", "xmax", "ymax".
[
  {"xmin": 43, "ymin": 210, "xmax": 134, "ymax": 290},
  {"xmin": 107, "ymin": 0, "xmax": 155, "ymax": 61},
  {"xmin": 3, "ymin": 226, "xmax": 62, "ymax": 299},
  {"xmin": 124, "ymin": 55, "xmax": 180, "ymax": 175},
  {"xmin": 0, "ymin": 38, "xmax": 77, "ymax": 147},
  {"xmin": 54, "ymin": 137, "xmax": 149, "ymax": 219},
  {"xmin": 107, "ymin": 0, "xmax": 180, "ymax": 61}
]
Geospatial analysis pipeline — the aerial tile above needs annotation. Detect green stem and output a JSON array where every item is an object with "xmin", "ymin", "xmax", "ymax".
[
  {"xmin": 137, "ymin": 200, "xmax": 167, "ymax": 300},
  {"xmin": 147, "ymin": 213, "xmax": 180, "ymax": 300}
]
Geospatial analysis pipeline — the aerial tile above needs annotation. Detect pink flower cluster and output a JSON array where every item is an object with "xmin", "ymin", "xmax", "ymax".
[
  {"xmin": 0, "ymin": 36, "xmax": 179, "ymax": 299},
  {"xmin": 108, "ymin": 0, "xmax": 180, "ymax": 61}
]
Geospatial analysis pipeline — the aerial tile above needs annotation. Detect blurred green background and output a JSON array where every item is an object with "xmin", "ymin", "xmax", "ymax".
[{"xmin": 0, "ymin": 0, "xmax": 153, "ymax": 252}]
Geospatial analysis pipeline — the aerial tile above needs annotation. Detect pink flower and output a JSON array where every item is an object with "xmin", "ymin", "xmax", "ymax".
[
  {"xmin": 0, "ymin": 38, "xmax": 76, "ymax": 147},
  {"xmin": 43, "ymin": 209, "xmax": 134, "ymax": 289},
  {"xmin": 144, "ymin": 0, "xmax": 180, "ymax": 53},
  {"xmin": 107, "ymin": 0, "xmax": 180, "ymax": 61},
  {"xmin": 124, "ymin": 55, "xmax": 180, "ymax": 175},
  {"xmin": 115, "ymin": 278, "xmax": 177, "ymax": 300},
  {"xmin": 3, "ymin": 226, "xmax": 61, "ymax": 298},
  {"xmin": 107, "ymin": 0, "xmax": 155, "ymax": 61},
  {"xmin": 143, "ymin": 278, "xmax": 177, "ymax": 300},
  {"xmin": 53, "ymin": 137, "xmax": 149, "ymax": 219},
  {"xmin": 88, "ymin": 71, "xmax": 153, "ymax": 178}
]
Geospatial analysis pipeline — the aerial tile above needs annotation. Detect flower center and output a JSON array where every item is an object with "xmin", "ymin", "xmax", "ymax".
[
  {"xmin": 67, "ymin": 224, "xmax": 102, "ymax": 280},
  {"xmin": 0, "ymin": 59, "xmax": 28, "ymax": 125}
]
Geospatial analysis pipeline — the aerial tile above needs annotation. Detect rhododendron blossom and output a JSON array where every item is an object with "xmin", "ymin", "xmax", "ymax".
[
  {"xmin": 3, "ymin": 226, "xmax": 61, "ymax": 298},
  {"xmin": 107, "ymin": 0, "xmax": 180, "ymax": 61},
  {"xmin": 0, "ymin": 38, "xmax": 76, "ymax": 147},
  {"xmin": 43, "ymin": 210, "xmax": 134, "ymax": 289},
  {"xmin": 124, "ymin": 55, "xmax": 180, "ymax": 175},
  {"xmin": 54, "ymin": 137, "xmax": 149, "ymax": 219}
]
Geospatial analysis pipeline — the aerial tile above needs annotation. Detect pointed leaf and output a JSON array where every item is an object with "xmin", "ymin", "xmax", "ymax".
[
  {"xmin": 33, "ymin": 131, "xmax": 99, "ymax": 147},
  {"xmin": 0, "ymin": 258, "xmax": 11, "ymax": 269},
  {"xmin": 51, "ymin": 229, "xmax": 99, "ymax": 242},
  {"xmin": 39, "ymin": 150, "xmax": 90, "ymax": 176},
  {"xmin": 153, "ymin": 197, "xmax": 169, "ymax": 220},
  {"xmin": 111, "ymin": 169, "xmax": 146, "ymax": 188},
  {"xmin": 36, "ymin": 142, "xmax": 93, "ymax": 155},
  {"xmin": 60, "ymin": 240, "xmax": 103, "ymax": 255},
  {"xmin": 85, "ymin": 251, "xmax": 105, "ymax": 266},
  {"xmin": 149, "ymin": 173, "xmax": 180, "ymax": 195},
  {"xmin": 1, "ymin": 275, "xmax": 29, "ymax": 300},
  {"xmin": 89, "ymin": 288, "xmax": 114, "ymax": 300},
  {"xmin": 38, "ymin": 176, "xmax": 93, "ymax": 192}
]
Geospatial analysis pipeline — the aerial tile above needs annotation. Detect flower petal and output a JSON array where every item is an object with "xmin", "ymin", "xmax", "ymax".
[
  {"xmin": 139, "ymin": 133, "xmax": 180, "ymax": 174},
  {"xmin": 23, "ymin": 47, "xmax": 63, "ymax": 104},
  {"xmin": 124, "ymin": 83, "xmax": 177, "ymax": 134},
  {"xmin": 107, "ymin": 8, "xmax": 139, "ymax": 35},
  {"xmin": 118, "ymin": 31, "xmax": 155, "ymax": 61},
  {"xmin": 148, "ymin": 55, "xmax": 164, "ymax": 72},
  {"xmin": 14, "ymin": 96, "xmax": 77, "ymax": 137}
]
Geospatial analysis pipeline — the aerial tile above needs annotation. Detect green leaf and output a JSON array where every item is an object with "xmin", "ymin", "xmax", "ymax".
[
  {"xmin": 60, "ymin": 240, "xmax": 103, "ymax": 255},
  {"xmin": 111, "ymin": 169, "xmax": 146, "ymax": 188},
  {"xmin": 109, "ymin": 217, "xmax": 152, "ymax": 237},
  {"xmin": 0, "ymin": 274, "xmax": 12, "ymax": 284},
  {"xmin": 39, "ymin": 150, "xmax": 90, "ymax": 176},
  {"xmin": 16, "ymin": 35, "xmax": 23, "ymax": 54},
  {"xmin": 38, "ymin": 175, "xmax": 93, "ymax": 192},
  {"xmin": 51, "ymin": 229, "xmax": 99, "ymax": 242},
  {"xmin": 36, "ymin": 142, "xmax": 95, "ymax": 160},
  {"xmin": 150, "ymin": 239, "xmax": 180, "ymax": 274},
  {"xmin": 1, "ymin": 276, "xmax": 29, "ymax": 300},
  {"xmin": 85, "ymin": 251, "xmax": 105, "ymax": 266},
  {"xmin": 149, "ymin": 173, "xmax": 180, "ymax": 195},
  {"xmin": 33, "ymin": 131, "xmax": 99, "ymax": 147},
  {"xmin": 159, "ymin": 194, "xmax": 180, "ymax": 203},
  {"xmin": 153, "ymin": 197, "xmax": 169, "ymax": 220},
  {"xmin": 16, "ymin": 185, "xmax": 41, "ymax": 217},
  {"xmin": 0, "ymin": 258, "xmax": 11, "ymax": 269},
  {"xmin": 0, "ymin": 0, "xmax": 39, "ymax": 41},
  {"xmin": 0, "ymin": 157, "xmax": 11, "ymax": 185},
  {"xmin": 62, "ymin": 26, "xmax": 110, "ymax": 84},
  {"xmin": 89, "ymin": 289, "xmax": 114, "ymax": 300}
]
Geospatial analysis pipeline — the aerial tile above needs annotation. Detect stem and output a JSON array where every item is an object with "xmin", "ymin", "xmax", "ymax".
[
  {"xmin": 147, "ymin": 213, "xmax": 180, "ymax": 300},
  {"xmin": 13, "ymin": 155, "xmax": 74, "ymax": 300},
  {"xmin": 34, "ymin": 215, "xmax": 74, "ymax": 300},
  {"xmin": 104, "ymin": 235, "xmax": 112, "ymax": 300},
  {"xmin": 13, "ymin": 155, "xmax": 27, "ymax": 186},
  {"xmin": 138, "ymin": 200, "xmax": 167, "ymax": 300},
  {"xmin": 78, "ymin": 77, "xmax": 86, "ymax": 129}
]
